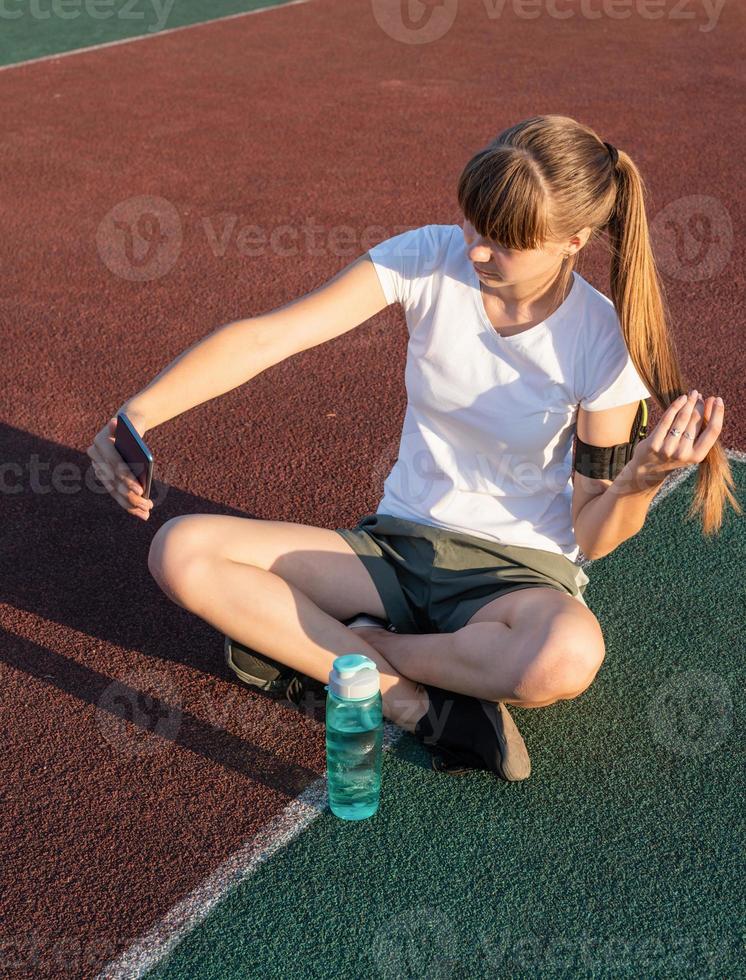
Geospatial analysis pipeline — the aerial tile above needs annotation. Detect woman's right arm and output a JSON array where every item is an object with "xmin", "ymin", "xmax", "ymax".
[{"xmin": 87, "ymin": 252, "xmax": 390, "ymax": 517}]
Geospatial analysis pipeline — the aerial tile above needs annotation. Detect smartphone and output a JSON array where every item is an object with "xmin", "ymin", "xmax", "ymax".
[{"xmin": 114, "ymin": 412, "xmax": 154, "ymax": 500}]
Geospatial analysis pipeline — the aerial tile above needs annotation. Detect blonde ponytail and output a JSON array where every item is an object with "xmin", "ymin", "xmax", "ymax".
[{"xmin": 608, "ymin": 151, "xmax": 741, "ymax": 535}]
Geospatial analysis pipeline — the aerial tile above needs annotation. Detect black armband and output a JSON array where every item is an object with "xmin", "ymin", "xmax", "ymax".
[{"xmin": 573, "ymin": 399, "xmax": 648, "ymax": 481}]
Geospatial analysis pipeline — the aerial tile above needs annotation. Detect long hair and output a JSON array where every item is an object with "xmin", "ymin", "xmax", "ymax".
[{"xmin": 456, "ymin": 114, "xmax": 740, "ymax": 537}]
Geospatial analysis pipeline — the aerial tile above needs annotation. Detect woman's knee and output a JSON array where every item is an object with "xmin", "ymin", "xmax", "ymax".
[
  {"xmin": 148, "ymin": 515, "xmax": 213, "ymax": 601},
  {"xmin": 511, "ymin": 616, "xmax": 606, "ymax": 704}
]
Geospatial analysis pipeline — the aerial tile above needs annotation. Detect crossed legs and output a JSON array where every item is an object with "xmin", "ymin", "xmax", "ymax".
[
  {"xmin": 353, "ymin": 585, "xmax": 606, "ymax": 708},
  {"xmin": 147, "ymin": 514, "xmax": 606, "ymax": 732}
]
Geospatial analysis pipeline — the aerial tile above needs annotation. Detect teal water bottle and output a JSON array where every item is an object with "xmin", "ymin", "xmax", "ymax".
[{"xmin": 325, "ymin": 654, "xmax": 383, "ymax": 821}]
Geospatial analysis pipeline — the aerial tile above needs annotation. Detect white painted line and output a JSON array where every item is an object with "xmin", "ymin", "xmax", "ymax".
[
  {"xmin": 96, "ymin": 721, "xmax": 403, "ymax": 979},
  {"xmin": 0, "ymin": 0, "xmax": 313, "ymax": 74},
  {"xmin": 96, "ymin": 781, "xmax": 327, "ymax": 979},
  {"xmin": 98, "ymin": 450, "xmax": 745, "ymax": 978}
]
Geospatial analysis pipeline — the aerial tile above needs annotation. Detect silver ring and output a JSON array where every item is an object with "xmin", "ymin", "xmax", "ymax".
[
  {"xmin": 669, "ymin": 427, "xmax": 682, "ymax": 436},
  {"xmin": 681, "ymin": 432, "xmax": 694, "ymax": 441}
]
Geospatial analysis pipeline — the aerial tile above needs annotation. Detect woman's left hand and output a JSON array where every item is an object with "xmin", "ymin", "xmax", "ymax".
[{"xmin": 630, "ymin": 389, "xmax": 724, "ymax": 483}]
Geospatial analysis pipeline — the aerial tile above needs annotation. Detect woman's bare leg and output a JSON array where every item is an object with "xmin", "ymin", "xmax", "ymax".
[
  {"xmin": 147, "ymin": 515, "xmax": 429, "ymax": 732},
  {"xmin": 351, "ymin": 588, "xmax": 606, "ymax": 707}
]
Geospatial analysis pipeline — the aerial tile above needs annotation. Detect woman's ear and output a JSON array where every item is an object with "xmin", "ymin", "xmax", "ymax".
[{"xmin": 567, "ymin": 226, "xmax": 593, "ymax": 253}]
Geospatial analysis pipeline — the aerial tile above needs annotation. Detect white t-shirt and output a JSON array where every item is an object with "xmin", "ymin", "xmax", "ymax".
[{"xmin": 367, "ymin": 223, "xmax": 653, "ymax": 563}]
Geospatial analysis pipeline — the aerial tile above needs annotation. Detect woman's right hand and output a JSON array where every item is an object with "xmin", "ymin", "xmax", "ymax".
[{"xmin": 86, "ymin": 414, "xmax": 154, "ymax": 521}]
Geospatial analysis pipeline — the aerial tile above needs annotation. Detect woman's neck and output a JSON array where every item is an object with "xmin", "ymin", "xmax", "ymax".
[
  {"xmin": 480, "ymin": 262, "xmax": 572, "ymax": 329},
  {"xmin": 479, "ymin": 260, "xmax": 567, "ymax": 319}
]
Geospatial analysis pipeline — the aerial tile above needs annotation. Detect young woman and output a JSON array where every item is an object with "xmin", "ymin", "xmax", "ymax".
[{"xmin": 87, "ymin": 115, "xmax": 738, "ymax": 782}]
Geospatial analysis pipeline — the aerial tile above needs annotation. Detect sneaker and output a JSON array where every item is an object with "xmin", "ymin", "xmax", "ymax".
[
  {"xmin": 224, "ymin": 634, "xmax": 296, "ymax": 696},
  {"xmin": 414, "ymin": 684, "xmax": 531, "ymax": 782},
  {"xmin": 223, "ymin": 633, "xmax": 335, "ymax": 713}
]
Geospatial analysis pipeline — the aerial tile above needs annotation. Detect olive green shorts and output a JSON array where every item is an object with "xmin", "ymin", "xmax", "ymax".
[{"xmin": 334, "ymin": 513, "xmax": 589, "ymax": 635}]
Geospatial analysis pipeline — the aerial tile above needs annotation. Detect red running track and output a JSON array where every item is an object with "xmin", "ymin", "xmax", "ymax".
[{"xmin": 1, "ymin": 0, "xmax": 744, "ymax": 975}]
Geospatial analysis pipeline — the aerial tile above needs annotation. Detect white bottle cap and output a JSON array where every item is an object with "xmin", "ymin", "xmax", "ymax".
[{"xmin": 327, "ymin": 654, "xmax": 380, "ymax": 701}]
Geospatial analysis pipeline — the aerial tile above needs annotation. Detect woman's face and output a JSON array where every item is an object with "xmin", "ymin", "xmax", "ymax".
[{"xmin": 462, "ymin": 218, "xmax": 580, "ymax": 285}]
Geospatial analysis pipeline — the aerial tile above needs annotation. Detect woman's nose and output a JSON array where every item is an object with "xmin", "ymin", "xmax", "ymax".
[
  {"xmin": 463, "ymin": 224, "xmax": 492, "ymax": 260},
  {"xmin": 469, "ymin": 243, "xmax": 492, "ymax": 262}
]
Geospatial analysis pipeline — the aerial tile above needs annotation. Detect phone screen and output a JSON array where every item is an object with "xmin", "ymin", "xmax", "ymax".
[{"xmin": 114, "ymin": 413, "xmax": 154, "ymax": 499}]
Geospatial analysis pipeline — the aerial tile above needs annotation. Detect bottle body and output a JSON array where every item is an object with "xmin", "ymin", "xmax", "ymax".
[{"xmin": 326, "ymin": 687, "xmax": 383, "ymax": 821}]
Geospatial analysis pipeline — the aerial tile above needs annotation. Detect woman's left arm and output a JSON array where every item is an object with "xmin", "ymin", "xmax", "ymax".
[{"xmin": 575, "ymin": 391, "xmax": 724, "ymax": 560}]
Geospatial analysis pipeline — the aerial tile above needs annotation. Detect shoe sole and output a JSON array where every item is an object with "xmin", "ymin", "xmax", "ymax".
[
  {"xmin": 481, "ymin": 700, "xmax": 531, "ymax": 781},
  {"xmin": 224, "ymin": 635, "xmax": 290, "ymax": 695},
  {"xmin": 344, "ymin": 614, "xmax": 395, "ymax": 631}
]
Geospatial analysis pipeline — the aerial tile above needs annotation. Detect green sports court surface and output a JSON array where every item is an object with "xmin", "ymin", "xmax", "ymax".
[{"xmin": 0, "ymin": 0, "xmax": 306, "ymax": 68}]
